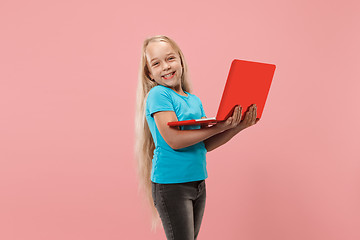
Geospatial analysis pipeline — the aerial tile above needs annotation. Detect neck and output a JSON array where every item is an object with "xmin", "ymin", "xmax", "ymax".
[
  {"xmin": 175, "ymin": 86, "xmax": 186, "ymax": 95},
  {"xmin": 170, "ymin": 84, "xmax": 186, "ymax": 95}
]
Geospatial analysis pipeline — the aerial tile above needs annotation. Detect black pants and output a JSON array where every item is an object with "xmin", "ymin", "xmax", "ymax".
[{"xmin": 151, "ymin": 180, "xmax": 206, "ymax": 240}]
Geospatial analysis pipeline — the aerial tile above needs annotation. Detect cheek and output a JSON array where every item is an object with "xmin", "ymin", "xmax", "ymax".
[
  {"xmin": 153, "ymin": 70, "xmax": 160, "ymax": 77},
  {"xmin": 174, "ymin": 62, "xmax": 182, "ymax": 71},
  {"xmin": 177, "ymin": 64, "xmax": 183, "ymax": 74}
]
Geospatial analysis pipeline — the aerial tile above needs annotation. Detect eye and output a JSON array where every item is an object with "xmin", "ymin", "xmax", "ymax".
[
  {"xmin": 153, "ymin": 62, "xmax": 159, "ymax": 66},
  {"xmin": 169, "ymin": 56, "xmax": 175, "ymax": 60}
]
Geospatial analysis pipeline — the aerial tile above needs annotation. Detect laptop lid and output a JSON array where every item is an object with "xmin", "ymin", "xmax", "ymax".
[{"xmin": 215, "ymin": 59, "xmax": 276, "ymax": 121}]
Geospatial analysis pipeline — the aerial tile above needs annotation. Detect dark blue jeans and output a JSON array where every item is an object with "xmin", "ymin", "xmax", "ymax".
[{"xmin": 151, "ymin": 180, "xmax": 207, "ymax": 240}]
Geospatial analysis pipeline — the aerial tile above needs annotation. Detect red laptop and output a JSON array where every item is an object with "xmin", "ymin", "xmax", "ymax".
[{"xmin": 167, "ymin": 59, "xmax": 276, "ymax": 127}]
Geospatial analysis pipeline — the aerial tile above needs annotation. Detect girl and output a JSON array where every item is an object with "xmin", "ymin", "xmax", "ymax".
[{"xmin": 135, "ymin": 35, "xmax": 259, "ymax": 240}]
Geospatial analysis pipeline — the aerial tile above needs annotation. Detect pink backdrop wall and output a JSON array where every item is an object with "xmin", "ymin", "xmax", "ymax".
[{"xmin": 1, "ymin": 0, "xmax": 359, "ymax": 239}]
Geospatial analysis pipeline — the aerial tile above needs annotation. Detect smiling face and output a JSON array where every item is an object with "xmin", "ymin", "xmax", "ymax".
[{"xmin": 146, "ymin": 41, "xmax": 184, "ymax": 93}]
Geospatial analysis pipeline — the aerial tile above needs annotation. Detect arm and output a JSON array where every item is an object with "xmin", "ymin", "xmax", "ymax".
[
  {"xmin": 154, "ymin": 105, "xmax": 259, "ymax": 150},
  {"xmin": 203, "ymin": 127, "xmax": 241, "ymax": 152},
  {"xmin": 153, "ymin": 111, "xmax": 225, "ymax": 150},
  {"xmin": 203, "ymin": 105, "xmax": 260, "ymax": 152},
  {"xmin": 200, "ymin": 117, "xmax": 239, "ymax": 152}
]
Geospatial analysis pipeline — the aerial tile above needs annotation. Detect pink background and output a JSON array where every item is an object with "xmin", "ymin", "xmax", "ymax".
[{"xmin": 1, "ymin": 0, "xmax": 359, "ymax": 239}]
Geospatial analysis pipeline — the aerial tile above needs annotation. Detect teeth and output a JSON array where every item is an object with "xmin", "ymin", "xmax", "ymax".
[{"xmin": 163, "ymin": 72, "xmax": 174, "ymax": 78}]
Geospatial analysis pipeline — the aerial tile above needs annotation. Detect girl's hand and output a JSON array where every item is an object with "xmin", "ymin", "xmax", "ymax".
[
  {"xmin": 235, "ymin": 104, "xmax": 260, "ymax": 132},
  {"xmin": 215, "ymin": 104, "xmax": 259, "ymax": 132},
  {"xmin": 214, "ymin": 105, "xmax": 242, "ymax": 132}
]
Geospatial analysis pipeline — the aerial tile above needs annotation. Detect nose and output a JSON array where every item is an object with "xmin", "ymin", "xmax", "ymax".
[{"xmin": 163, "ymin": 62, "xmax": 170, "ymax": 71}]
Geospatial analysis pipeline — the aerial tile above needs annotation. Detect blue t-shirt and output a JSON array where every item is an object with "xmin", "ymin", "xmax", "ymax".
[{"xmin": 145, "ymin": 85, "xmax": 208, "ymax": 184}]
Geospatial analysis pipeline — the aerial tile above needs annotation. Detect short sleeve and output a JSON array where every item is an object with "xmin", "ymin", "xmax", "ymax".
[
  {"xmin": 200, "ymin": 101, "xmax": 206, "ymax": 118},
  {"xmin": 146, "ymin": 86, "xmax": 175, "ymax": 117}
]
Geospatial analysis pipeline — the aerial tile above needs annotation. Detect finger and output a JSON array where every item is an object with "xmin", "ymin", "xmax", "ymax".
[
  {"xmin": 243, "ymin": 109, "xmax": 248, "ymax": 123},
  {"xmin": 250, "ymin": 106, "xmax": 255, "ymax": 123},
  {"xmin": 234, "ymin": 106, "xmax": 240, "ymax": 125},
  {"xmin": 254, "ymin": 106, "xmax": 258, "ymax": 122},
  {"xmin": 232, "ymin": 108, "xmax": 238, "ymax": 127},
  {"xmin": 233, "ymin": 106, "xmax": 239, "ymax": 120},
  {"xmin": 252, "ymin": 107, "xmax": 256, "ymax": 124},
  {"xmin": 248, "ymin": 108, "xmax": 254, "ymax": 125},
  {"xmin": 229, "ymin": 107, "xmax": 236, "ymax": 127},
  {"xmin": 227, "ymin": 117, "xmax": 233, "ymax": 125},
  {"xmin": 246, "ymin": 107, "xmax": 252, "ymax": 124},
  {"xmin": 238, "ymin": 106, "xmax": 242, "ymax": 124},
  {"xmin": 234, "ymin": 106, "xmax": 240, "ymax": 124}
]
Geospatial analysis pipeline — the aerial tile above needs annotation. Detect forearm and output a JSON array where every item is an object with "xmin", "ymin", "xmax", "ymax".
[
  {"xmin": 203, "ymin": 127, "xmax": 243, "ymax": 152},
  {"xmin": 170, "ymin": 126, "xmax": 224, "ymax": 150}
]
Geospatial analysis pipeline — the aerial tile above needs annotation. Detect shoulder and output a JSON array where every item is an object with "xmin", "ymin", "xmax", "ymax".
[
  {"xmin": 146, "ymin": 85, "xmax": 173, "ymax": 107},
  {"xmin": 146, "ymin": 85, "xmax": 175, "ymax": 115},
  {"xmin": 148, "ymin": 85, "xmax": 172, "ymax": 98},
  {"xmin": 187, "ymin": 92, "xmax": 202, "ymax": 103}
]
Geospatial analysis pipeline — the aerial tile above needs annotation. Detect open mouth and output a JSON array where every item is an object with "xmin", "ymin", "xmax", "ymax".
[{"xmin": 162, "ymin": 71, "xmax": 175, "ymax": 79}]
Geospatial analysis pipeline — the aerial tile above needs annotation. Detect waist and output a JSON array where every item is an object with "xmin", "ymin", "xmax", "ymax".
[{"xmin": 151, "ymin": 179, "xmax": 205, "ymax": 186}]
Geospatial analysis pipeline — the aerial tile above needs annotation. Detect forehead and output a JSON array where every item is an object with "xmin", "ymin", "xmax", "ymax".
[{"xmin": 146, "ymin": 41, "xmax": 177, "ymax": 62}]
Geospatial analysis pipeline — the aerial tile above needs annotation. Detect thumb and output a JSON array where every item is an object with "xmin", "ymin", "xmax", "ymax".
[{"xmin": 226, "ymin": 117, "xmax": 233, "ymax": 124}]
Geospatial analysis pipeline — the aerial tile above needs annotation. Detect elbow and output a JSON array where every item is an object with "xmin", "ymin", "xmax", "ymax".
[
  {"xmin": 205, "ymin": 146, "xmax": 213, "ymax": 152},
  {"xmin": 166, "ymin": 139, "xmax": 180, "ymax": 150},
  {"xmin": 204, "ymin": 142, "xmax": 211, "ymax": 152},
  {"xmin": 169, "ymin": 143, "xmax": 177, "ymax": 150},
  {"xmin": 170, "ymin": 142, "xmax": 181, "ymax": 150}
]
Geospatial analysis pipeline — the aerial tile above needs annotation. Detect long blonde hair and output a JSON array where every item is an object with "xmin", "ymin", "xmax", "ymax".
[{"xmin": 134, "ymin": 35, "xmax": 193, "ymax": 231}]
